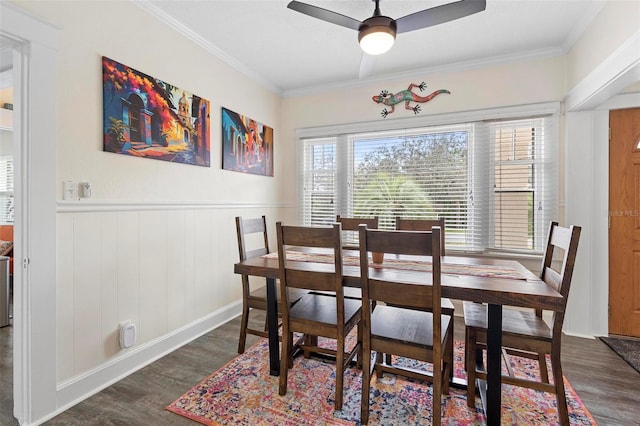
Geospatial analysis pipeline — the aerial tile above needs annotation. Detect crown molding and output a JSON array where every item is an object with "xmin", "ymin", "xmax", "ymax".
[
  {"xmin": 282, "ymin": 47, "xmax": 564, "ymax": 98},
  {"xmin": 132, "ymin": 0, "xmax": 281, "ymax": 95}
]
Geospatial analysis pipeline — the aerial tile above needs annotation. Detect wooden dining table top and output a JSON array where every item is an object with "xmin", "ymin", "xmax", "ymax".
[{"xmin": 233, "ymin": 250, "xmax": 564, "ymax": 312}]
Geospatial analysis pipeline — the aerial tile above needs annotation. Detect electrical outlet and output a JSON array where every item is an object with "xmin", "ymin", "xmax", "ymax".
[
  {"xmin": 79, "ymin": 182, "xmax": 92, "ymax": 198},
  {"xmin": 119, "ymin": 320, "xmax": 136, "ymax": 349}
]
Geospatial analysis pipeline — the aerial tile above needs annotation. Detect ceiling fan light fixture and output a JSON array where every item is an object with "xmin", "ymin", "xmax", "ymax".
[{"xmin": 358, "ymin": 16, "xmax": 396, "ymax": 56}]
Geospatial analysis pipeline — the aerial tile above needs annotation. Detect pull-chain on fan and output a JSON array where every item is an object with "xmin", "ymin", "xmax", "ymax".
[{"xmin": 288, "ymin": 0, "xmax": 486, "ymax": 66}]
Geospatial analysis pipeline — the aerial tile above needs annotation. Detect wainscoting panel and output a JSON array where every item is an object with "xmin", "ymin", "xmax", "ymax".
[
  {"xmin": 139, "ymin": 210, "xmax": 169, "ymax": 344},
  {"xmin": 166, "ymin": 210, "xmax": 188, "ymax": 331},
  {"xmin": 56, "ymin": 203, "xmax": 295, "ymax": 387},
  {"xmin": 57, "ymin": 213, "xmax": 75, "ymax": 382},
  {"xmin": 100, "ymin": 213, "xmax": 119, "ymax": 363},
  {"xmin": 73, "ymin": 212, "xmax": 103, "ymax": 375},
  {"xmin": 116, "ymin": 211, "xmax": 142, "ymax": 351}
]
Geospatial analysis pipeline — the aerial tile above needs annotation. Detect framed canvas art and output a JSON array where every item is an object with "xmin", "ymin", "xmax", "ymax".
[
  {"xmin": 221, "ymin": 107, "xmax": 274, "ymax": 176},
  {"xmin": 102, "ymin": 56, "xmax": 211, "ymax": 167}
]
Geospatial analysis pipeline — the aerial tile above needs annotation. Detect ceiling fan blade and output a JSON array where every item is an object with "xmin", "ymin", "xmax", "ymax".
[
  {"xmin": 359, "ymin": 53, "xmax": 376, "ymax": 79},
  {"xmin": 287, "ymin": 1, "xmax": 362, "ymax": 31},
  {"xmin": 395, "ymin": 0, "xmax": 486, "ymax": 34}
]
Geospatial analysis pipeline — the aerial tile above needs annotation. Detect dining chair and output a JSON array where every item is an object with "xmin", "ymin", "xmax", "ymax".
[
  {"xmin": 336, "ymin": 215, "xmax": 378, "ymax": 250},
  {"xmin": 463, "ymin": 221, "xmax": 581, "ymax": 425},
  {"xmin": 358, "ymin": 225, "xmax": 453, "ymax": 425},
  {"xmin": 392, "ymin": 216, "xmax": 455, "ymax": 366},
  {"xmin": 276, "ymin": 222, "xmax": 362, "ymax": 411},
  {"xmin": 235, "ymin": 215, "xmax": 307, "ymax": 354}
]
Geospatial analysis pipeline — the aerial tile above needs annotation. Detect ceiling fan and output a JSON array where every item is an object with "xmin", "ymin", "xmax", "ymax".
[{"xmin": 288, "ymin": 0, "xmax": 486, "ymax": 77}]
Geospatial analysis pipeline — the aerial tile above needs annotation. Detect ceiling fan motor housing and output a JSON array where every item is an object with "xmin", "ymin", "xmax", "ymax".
[{"xmin": 358, "ymin": 15, "xmax": 397, "ymax": 43}]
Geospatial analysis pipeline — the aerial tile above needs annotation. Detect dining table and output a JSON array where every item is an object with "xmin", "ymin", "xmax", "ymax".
[{"xmin": 234, "ymin": 250, "xmax": 564, "ymax": 426}]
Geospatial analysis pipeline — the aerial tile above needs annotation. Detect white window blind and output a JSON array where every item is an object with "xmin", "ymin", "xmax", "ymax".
[
  {"xmin": 476, "ymin": 116, "xmax": 557, "ymax": 252},
  {"xmin": 298, "ymin": 108, "xmax": 557, "ymax": 254},
  {"xmin": 301, "ymin": 138, "xmax": 337, "ymax": 227},
  {"xmin": 0, "ymin": 156, "xmax": 14, "ymax": 224},
  {"xmin": 348, "ymin": 125, "xmax": 471, "ymax": 249}
]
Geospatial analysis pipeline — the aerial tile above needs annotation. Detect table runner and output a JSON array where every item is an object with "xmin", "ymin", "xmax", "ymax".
[{"xmin": 263, "ymin": 251, "xmax": 526, "ymax": 280}]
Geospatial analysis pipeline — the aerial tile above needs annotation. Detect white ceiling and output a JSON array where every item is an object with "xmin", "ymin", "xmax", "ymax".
[{"xmin": 141, "ymin": 1, "xmax": 605, "ymax": 96}]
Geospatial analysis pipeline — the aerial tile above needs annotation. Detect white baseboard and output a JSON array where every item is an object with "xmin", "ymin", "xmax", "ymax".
[{"xmin": 33, "ymin": 301, "xmax": 242, "ymax": 425}]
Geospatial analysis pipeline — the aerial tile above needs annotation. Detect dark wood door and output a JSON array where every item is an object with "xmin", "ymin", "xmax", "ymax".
[{"xmin": 609, "ymin": 107, "xmax": 640, "ymax": 337}]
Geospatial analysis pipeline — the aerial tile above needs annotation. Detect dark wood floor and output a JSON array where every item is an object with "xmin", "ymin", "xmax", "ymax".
[{"xmin": 1, "ymin": 312, "xmax": 639, "ymax": 425}]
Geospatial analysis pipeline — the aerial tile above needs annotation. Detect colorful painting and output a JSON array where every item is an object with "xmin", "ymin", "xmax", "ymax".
[
  {"xmin": 102, "ymin": 56, "xmax": 210, "ymax": 167},
  {"xmin": 221, "ymin": 107, "xmax": 273, "ymax": 176}
]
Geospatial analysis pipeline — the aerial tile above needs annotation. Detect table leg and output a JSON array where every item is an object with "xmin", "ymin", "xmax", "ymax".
[
  {"xmin": 486, "ymin": 303, "xmax": 502, "ymax": 425},
  {"xmin": 266, "ymin": 277, "xmax": 280, "ymax": 376}
]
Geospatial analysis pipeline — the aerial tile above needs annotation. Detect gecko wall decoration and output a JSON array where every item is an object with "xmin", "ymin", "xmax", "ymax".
[{"xmin": 372, "ymin": 82, "xmax": 450, "ymax": 118}]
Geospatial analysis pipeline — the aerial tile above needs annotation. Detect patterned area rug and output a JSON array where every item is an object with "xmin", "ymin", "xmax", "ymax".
[
  {"xmin": 167, "ymin": 339, "xmax": 596, "ymax": 425},
  {"xmin": 600, "ymin": 336, "xmax": 640, "ymax": 374}
]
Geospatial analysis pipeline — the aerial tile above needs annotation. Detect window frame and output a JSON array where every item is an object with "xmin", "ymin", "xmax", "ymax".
[{"xmin": 296, "ymin": 102, "xmax": 560, "ymax": 256}]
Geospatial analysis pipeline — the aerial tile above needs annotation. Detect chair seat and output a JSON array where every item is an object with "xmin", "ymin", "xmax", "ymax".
[
  {"xmin": 290, "ymin": 292, "xmax": 361, "ymax": 324},
  {"xmin": 372, "ymin": 305, "xmax": 452, "ymax": 347},
  {"xmin": 463, "ymin": 301, "xmax": 552, "ymax": 341}
]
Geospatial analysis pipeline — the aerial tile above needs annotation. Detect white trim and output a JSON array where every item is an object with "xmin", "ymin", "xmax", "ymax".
[
  {"xmin": 56, "ymin": 200, "xmax": 295, "ymax": 213},
  {"xmin": 596, "ymin": 91, "xmax": 640, "ymax": 111},
  {"xmin": 44, "ymin": 301, "xmax": 242, "ymax": 425},
  {"xmin": 295, "ymin": 102, "xmax": 561, "ymax": 138},
  {"xmin": 565, "ymin": 30, "xmax": 640, "ymax": 112},
  {"xmin": 1, "ymin": 3, "xmax": 59, "ymax": 424},
  {"xmin": 0, "ymin": 2, "xmax": 59, "ymax": 49},
  {"xmin": 284, "ymin": 49, "xmax": 565, "ymax": 99}
]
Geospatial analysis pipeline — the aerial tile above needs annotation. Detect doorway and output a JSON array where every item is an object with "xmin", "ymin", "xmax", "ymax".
[
  {"xmin": 609, "ymin": 107, "xmax": 640, "ymax": 338},
  {"xmin": 0, "ymin": 5, "xmax": 59, "ymax": 421},
  {"xmin": 0, "ymin": 40, "xmax": 16, "ymax": 426}
]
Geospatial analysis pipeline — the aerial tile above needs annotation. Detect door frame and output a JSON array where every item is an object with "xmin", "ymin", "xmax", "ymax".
[{"xmin": 1, "ymin": 3, "xmax": 58, "ymax": 424}]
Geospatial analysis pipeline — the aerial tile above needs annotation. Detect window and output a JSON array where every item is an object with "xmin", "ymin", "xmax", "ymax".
[{"xmin": 297, "ymin": 105, "xmax": 558, "ymax": 254}]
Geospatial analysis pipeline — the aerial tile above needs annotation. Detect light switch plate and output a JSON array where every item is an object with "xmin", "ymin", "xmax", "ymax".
[{"xmin": 63, "ymin": 181, "xmax": 76, "ymax": 201}]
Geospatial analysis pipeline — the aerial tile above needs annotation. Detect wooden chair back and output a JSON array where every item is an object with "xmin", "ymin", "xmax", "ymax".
[
  {"xmin": 359, "ymin": 225, "xmax": 442, "ymax": 318},
  {"xmin": 276, "ymin": 222, "xmax": 345, "ymax": 305},
  {"xmin": 234, "ymin": 215, "xmax": 272, "ymax": 352},
  {"xmin": 236, "ymin": 215, "xmax": 270, "ymax": 291},
  {"xmin": 539, "ymin": 221, "xmax": 582, "ymax": 336},
  {"xmin": 236, "ymin": 215, "xmax": 269, "ymax": 262},
  {"xmin": 395, "ymin": 217, "xmax": 446, "ymax": 255},
  {"xmin": 336, "ymin": 215, "xmax": 378, "ymax": 249}
]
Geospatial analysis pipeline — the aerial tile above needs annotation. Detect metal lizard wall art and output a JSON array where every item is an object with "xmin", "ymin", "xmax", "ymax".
[{"xmin": 372, "ymin": 82, "xmax": 450, "ymax": 118}]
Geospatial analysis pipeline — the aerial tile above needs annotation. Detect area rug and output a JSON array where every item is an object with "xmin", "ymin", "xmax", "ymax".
[
  {"xmin": 600, "ymin": 336, "xmax": 640, "ymax": 374},
  {"xmin": 167, "ymin": 338, "xmax": 596, "ymax": 425}
]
